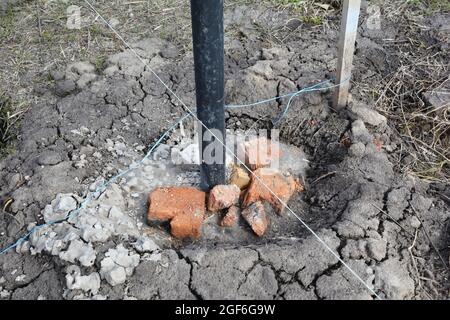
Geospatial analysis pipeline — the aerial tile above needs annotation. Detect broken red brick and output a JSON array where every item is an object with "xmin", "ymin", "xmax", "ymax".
[
  {"xmin": 241, "ymin": 201, "xmax": 268, "ymax": 236},
  {"xmin": 238, "ymin": 137, "xmax": 282, "ymax": 170},
  {"xmin": 207, "ymin": 184, "xmax": 240, "ymax": 212},
  {"xmin": 243, "ymin": 168, "xmax": 303, "ymax": 215},
  {"xmin": 229, "ymin": 166, "xmax": 251, "ymax": 190},
  {"xmin": 148, "ymin": 187, "xmax": 205, "ymax": 221},
  {"xmin": 220, "ymin": 205, "xmax": 239, "ymax": 227},
  {"xmin": 147, "ymin": 187, "xmax": 206, "ymax": 239},
  {"xmin": 170, "ymin": 209, "xmax": 204, "ymax": 239}
]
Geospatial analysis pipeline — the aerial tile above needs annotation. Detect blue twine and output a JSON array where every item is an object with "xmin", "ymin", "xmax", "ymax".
[
  {"xmin": 226, "ymin": 78, "xmax": 349, "ymax": 125},
  {"xmin": 0, "ymin": 78, "xmax": 347, "ymax": 255},
  {"xmin": 225, "ymin": 79, "xmax": 332, "ymax": 109},
  {"xmin": 0, "ymin": 113, "xmax": 191, "ymax": 255},
  {"xmin": 273, "ymin": 79, "xmax": 348, "ymax": 125}
]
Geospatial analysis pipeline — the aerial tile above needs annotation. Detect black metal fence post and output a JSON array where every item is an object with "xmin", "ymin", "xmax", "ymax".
[{"xmin": 190, "ymin": 0, "xmax": 226, "ymax": 190}]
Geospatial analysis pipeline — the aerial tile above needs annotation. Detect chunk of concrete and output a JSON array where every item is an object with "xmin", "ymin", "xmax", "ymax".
[
  {"xmin": 133, "ymin": 236, "xmax": 160, "ymax": 253},
  {"xmin": 43, "ymin": 194, "xmax": 77, "ymax": 223},
  {"xmin": 66, "ymin": 266, "xmax": 101, "ymax": 295},
  {"xmin": 59, "ymin": 240, "xmax": 97, "ymax": 267},
  {"xmin": 100, "ymin": 245, "xmax": 140, "ymax": 286}
]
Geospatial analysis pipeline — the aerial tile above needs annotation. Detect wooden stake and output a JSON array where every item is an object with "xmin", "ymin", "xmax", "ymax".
[{"xmin": 334, "ymin": 0, "xmax": 361, "ymax": 109}]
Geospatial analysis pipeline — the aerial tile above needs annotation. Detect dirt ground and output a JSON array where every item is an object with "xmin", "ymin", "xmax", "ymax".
[{"xmin": 0, "ymin": 0, "xmax": 449, "ymax": 300}]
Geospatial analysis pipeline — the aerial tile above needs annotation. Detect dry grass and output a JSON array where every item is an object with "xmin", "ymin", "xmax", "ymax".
[
  {"xmin": 0, "ymin": 0, "xmax": 317, "ymax": 147},
  {"xmin": 0, "ymin": 0, "xmax": 195, "ymax": 155},
  {"xmin": 0, "ymin": 92, "xmax": 28, "ymax": 156},
  {"xmin": 364, "ymin": 1, "xmax": 450, "ymax": 183},
  {"xmin": 225, "ymin": 0, "xmax": 339, "ymax": 46},
  {"xmin": 0, "ymin": 0, "xmax": 283, "ymax": 155}
]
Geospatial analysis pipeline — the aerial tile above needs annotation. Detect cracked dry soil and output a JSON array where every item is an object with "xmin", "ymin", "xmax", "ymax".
[{"xmin": 0, "ymin": 4, "xmax": 449, "ymax": 300}]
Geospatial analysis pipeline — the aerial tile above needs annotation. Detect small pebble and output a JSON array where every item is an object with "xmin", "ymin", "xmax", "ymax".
[{"xmin": 409, "ymin": 216, "xmax": 421, "ymax": 229}]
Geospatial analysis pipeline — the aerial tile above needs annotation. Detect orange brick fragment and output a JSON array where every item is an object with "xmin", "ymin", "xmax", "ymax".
[
  {"xmin": 243, "ymin": 168, "xmax": 303, "ymax": 215},
  {"xmin": 220, "ymin": 206, "xmax": 239, "ymax": 227},
  {"xmin": 170, "ymin": 209, "xmax": 204, "ymax": 239},
  {"xmin": 207, "ymin": 184, "xmax": 240, "ymax": 212},
  {"xmin": 242, "ymin": 201, "xmax": 268, "ymax": 236},
  {"xmin": 147, "ymin": 187, "xmax": 206, "ymax": 239}
]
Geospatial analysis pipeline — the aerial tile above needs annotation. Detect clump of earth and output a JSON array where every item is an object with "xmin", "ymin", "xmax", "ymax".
[{"xmin": 0, "ymin": 4, "xmax": 449, "ymax": 300}]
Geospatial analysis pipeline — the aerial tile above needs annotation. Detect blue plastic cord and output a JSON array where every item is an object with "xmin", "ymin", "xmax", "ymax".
[
  {"xmin": 226, "ymin": 78, "xmax": 350, "ymax": 125},
  {"xmin": 0, "ymin": 113, "xmax": 191, "ymax": 255},
  {"xmin": 226, "ymin": 79, "xmax": 333, "ymax": 109}
]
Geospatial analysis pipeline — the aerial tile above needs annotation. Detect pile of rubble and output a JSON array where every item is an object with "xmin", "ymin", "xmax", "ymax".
[
  {"xmin": 6, "ymin": 128, "xmax": 307, "ymax": 297},
  {"xmin": 147, "ymin": 137, "xmax": 304, "ymax": 239}
]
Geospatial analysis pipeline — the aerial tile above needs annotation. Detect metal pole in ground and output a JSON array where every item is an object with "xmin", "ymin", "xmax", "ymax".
[
  {"xmin": 190, "ymin": 0, "xmax": 226, "ymax": 190},
  {"xmin": 334, "ymin": 0, "xmax": 361, "ymax": 109}
]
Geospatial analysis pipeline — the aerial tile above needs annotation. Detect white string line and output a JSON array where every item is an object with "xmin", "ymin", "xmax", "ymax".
[{"xmin": 83, "ymin": 0, "xmax": 382, "ymax": 300}]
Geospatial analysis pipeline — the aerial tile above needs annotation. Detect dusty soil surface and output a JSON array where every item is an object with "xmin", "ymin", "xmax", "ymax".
[{"xmin": 0, "ymin": 1, "xmax": 449, "ymax": 300}]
